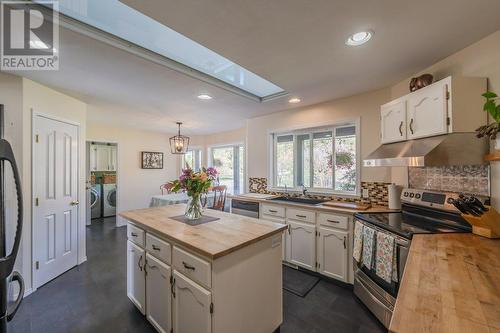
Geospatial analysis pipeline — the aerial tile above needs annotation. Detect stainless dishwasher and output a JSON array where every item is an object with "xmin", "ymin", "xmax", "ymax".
[{"xmin": 231, "ymin": 199, "xmax": 259, "ymax": 218}]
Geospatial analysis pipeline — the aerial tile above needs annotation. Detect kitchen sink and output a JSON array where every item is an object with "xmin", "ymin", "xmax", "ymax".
[{"xmin": 269, "ymin": 196, "xmax": 329, "ymax": 205}]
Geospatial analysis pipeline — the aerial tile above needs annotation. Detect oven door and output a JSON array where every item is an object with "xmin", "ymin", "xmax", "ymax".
[{"xmin": 353, "ymin": 221, "xmax": 410, "ymax": 298}]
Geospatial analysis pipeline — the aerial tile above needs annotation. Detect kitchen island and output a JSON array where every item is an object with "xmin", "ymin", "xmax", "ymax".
[{"xmin": 120, "ymin": 205, "xmax": 287, "ymax": 333}]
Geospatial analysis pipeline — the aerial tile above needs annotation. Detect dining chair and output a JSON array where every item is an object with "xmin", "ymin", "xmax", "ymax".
[
  {"xmin": 209, "ymin": 185, "xmax": 227, "ymax": 211},
  {"xmin": 160, "ymin": 182, "xmax": 175, "ymax": 195}
]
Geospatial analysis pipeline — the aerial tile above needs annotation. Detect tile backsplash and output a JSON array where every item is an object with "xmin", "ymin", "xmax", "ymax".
[
  {"xmin": 408, "ymin": 165, "xmax": 490, "ymax": 196},
  {"xmin": 248, "ymin": 177, "xmax": 390, "ymax": 206}
]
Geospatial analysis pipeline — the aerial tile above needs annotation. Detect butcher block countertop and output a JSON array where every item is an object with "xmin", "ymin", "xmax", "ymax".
[
  {"xmin": 120, "ymin": 205, "xmax": 287, "ymax": 260},
  {"xmin": 390, "ymin": 233, "xmax": 500, "ymax": 333}
]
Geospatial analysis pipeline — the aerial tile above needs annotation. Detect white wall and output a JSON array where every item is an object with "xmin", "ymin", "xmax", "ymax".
[
  {"xmin": 246, "ymin": 88, "xmax": 392, "ymax": 184},
  {"xmin": 86, "ymin": 120, "xmax": 178, "ymax": 226}
]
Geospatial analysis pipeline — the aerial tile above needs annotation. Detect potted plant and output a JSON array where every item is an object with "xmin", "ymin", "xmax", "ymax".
[
  {"xmin": 476, "ymin": 91, "xmax": 500, "ymax": 150},
  {"xmin": 171, "ymin": 167, "xmax": 218, "ymax": 220}
]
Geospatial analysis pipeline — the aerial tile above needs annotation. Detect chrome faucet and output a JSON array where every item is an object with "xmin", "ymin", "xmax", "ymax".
[{"xmin": 301, "ymin": 184, "xmax": 308, "ymax": 196}]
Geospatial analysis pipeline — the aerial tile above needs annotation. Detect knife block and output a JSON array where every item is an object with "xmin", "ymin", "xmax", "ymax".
[{"xmin": 461, "ymin": 206, "xmax": 500, "ymax": 239}]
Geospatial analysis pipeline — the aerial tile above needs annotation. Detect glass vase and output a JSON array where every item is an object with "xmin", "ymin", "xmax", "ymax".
[{"xmin": 185, "ymin": 194, "xmax": 203, "ymax": 220}]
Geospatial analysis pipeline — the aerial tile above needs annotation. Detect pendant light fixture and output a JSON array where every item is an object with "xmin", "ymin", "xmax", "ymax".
[{"xmin": 169, "ymin": 122, "xmax": 190, "ymax": 154}]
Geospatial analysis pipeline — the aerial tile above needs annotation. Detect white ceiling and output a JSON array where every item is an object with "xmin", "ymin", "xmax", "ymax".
[{"xmin": 13, "ymin": 0, "xmax": 500, "ymax": 135}]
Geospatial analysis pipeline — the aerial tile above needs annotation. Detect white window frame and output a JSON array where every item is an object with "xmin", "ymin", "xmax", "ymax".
[
  {"xmin": 268, "ymin": 119, "xmax": 361, "ymax": 197},
  {"xmin": 208, "ymin": 142, "xmax": 246, "ymax": 194},
  {"xmin": 181, "ymin": 146, "xmax": 203, "ymax": 171}
]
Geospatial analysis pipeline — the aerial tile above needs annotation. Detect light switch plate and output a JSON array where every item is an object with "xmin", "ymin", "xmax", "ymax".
[{"xmin": 362, "ymin": 189, "xmax": 369, "ymax": 198}]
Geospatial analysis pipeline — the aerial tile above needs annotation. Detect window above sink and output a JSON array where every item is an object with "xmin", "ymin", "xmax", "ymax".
[{"xmin": 269, "ymin": 120, "xmax": 361, "ymax": 197}]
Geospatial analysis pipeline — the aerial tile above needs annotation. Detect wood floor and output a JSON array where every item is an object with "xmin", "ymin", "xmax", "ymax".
[{"xmin": 8, "ymin": 217, "xmax": 385, "ymax": 333}]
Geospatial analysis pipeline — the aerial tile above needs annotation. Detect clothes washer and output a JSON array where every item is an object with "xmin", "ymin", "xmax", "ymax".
[
  {"xmin": 90, "ymin": 184, "xmax": 102, "ymax": 219},
  {"xmin": 102, "ymin": 183, "xmax": 116, "ymax": 217}
]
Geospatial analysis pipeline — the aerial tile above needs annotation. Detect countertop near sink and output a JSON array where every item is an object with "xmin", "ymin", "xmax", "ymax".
[
  {"xmin": 390, "ymin": 233, "xmax": 500, "ymax": 333},
  {"xmin": 231, "ymin": 194, "xmax": 398, "ymax": 214}
]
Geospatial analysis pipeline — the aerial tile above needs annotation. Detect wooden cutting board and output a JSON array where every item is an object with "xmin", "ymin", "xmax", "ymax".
[{"xmin": 322, "ymin": 201, "xmax": 372, "ymax": 210}]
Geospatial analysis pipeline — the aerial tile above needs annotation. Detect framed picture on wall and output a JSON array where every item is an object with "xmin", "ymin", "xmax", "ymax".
[{"xmin": 141, "ymin": 151, "xmax": 164, "ymax": 169}]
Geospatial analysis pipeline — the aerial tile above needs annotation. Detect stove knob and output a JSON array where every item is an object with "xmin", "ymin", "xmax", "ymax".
[
  {"xmin": 403, "ymin": 192, "xmax": 409, "ymax": 197},
  {"xmin": 415, "ymin": 193, "xmax": 421, "ymax": 199},
  {"xmin": 409, "ymin": 193, "xmax": 415, "ymax": 198}
]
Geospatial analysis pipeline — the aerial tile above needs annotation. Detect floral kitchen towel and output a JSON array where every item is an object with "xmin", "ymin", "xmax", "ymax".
[
  {"xmin": 375, "ymin": 232, "xmax": 395, "ymax": 283},
  {"xmin": 392, "ymin": 243, "xmax": 398, "ymax": 282},
  {"xmin": 362, "ymin": 226, "xmax": 376, "ymax": 269},
  {"xmin": 353, "ymin": 221, "xmax": 364, "ymax": 262}
]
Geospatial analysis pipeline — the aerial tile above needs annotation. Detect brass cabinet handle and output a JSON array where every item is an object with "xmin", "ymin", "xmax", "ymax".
[
  {"xmin": 152, "ymin": 245, "xmax": 161, "ymax": 251},
  {"xmin": 409, "ymin": 118, "xmax": 414, "ymax": 135},
  {"xmin": 182, "ymin": 261, "xmax": 195, "ymax": 271},
  {"xmin": 399, "ymin": 121, "xmax": 403, "ymax": 136}
]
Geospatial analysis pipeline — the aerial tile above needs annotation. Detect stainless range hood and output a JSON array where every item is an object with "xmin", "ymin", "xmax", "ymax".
[{"xmin": 364, "ymin": 133, "xmax": 489, "ymax": 167}]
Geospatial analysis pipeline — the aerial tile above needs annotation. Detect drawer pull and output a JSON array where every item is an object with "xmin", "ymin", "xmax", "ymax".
[
  {"xmin": 138, "ymin": 255, "xmax": 143, "ymax": 272},
  {"xmin": 152, "ymin": 245, "xmax": 161, "ymax": 251},
  {"xmin": 296, "ymin": 214, "xmax": 307, "ymax": 218},
  {"xmin": 327, "ymin": 219, "xmax": 340, "ymax": 223},
  {"xmin": 182, "ymin": 261, "xmax": 196, "ymax": 271},
  {"xmin": 269, "ymin": 209, "xmax": 278, "ymax": 213},
  {"xmin": 131, "ymin": 232, "xmax": 138, "ymax": 237}
]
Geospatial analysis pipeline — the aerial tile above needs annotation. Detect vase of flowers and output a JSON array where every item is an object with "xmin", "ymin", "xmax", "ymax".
[
  {"xmin": 171, "ymin": 167, "xmax": 218, "ymax": 220},
  {"xmin": 476, "ymin": 91, "xmax": 500, "ymax": 150}
]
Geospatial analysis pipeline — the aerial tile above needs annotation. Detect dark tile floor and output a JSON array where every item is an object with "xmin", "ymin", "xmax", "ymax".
[{"xmin": 8, "ymin": 217, "xmax": 386, "ymax": 333}]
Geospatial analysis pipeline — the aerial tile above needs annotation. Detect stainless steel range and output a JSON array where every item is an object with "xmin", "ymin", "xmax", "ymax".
[{"xmin": 352, "ymin": 188, "xmax": 488, "ymax": 328}]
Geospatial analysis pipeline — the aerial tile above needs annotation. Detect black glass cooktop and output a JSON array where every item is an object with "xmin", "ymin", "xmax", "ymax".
[{"xmin": 354, "ymin": 204, "xmax": 471, "ymax": 239}]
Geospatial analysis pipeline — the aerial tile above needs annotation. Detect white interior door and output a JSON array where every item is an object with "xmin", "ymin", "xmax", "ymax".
[{"xmin": 33, "ymin": 115, "xmax": 79, "ymax": 288}]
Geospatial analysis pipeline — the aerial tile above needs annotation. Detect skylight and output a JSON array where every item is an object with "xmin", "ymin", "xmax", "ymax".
[{"xmin": 50, "ymin": 0, "xmax": 285, "ymax": 99}]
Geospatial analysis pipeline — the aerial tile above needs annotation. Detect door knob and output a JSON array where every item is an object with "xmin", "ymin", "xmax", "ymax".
[{"xmin": 70, "ymin": 200, "xmax": 80, "ymax": 206}]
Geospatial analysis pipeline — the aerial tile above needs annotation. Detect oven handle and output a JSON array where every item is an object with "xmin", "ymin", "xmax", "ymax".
[
  {"xmin": 355, "ymin": 276, "xmax": 394, "ymax": 311},
  {"xmin": 355, "ymin": 219, "xmax": 410, "ymax": 247}
]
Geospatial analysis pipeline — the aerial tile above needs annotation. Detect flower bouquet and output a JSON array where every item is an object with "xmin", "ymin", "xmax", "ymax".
[{"xmin": 171, "ymin": 167, "xmax": 218, "ymax": 220}]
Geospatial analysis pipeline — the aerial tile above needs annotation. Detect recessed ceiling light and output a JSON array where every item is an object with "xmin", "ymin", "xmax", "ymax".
[
  {"xmin": 346, "ymin": 30, "xmax": 373, "ymax": 46},
  {"xmin": 197, "ymin": 94, "xmax": 213, "ymax": 100},
  {"xmin": 289, "ymin": 97, "xmax": 301, "ymax": 104}
]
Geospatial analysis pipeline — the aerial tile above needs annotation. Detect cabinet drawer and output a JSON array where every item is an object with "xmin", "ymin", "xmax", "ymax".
[
  {"xmin": 173, "ymin": 246, "xmax": 211, "ymax": 289},
  {"xmin": 318, "ymin": 213, "xmax": 349, "ymax": 230},
  {"xmin": 261, "ymin": 204, "xmax": 285, "ymax": 218},
  {"xmin": 146, "ymin": 233, "xmax": 171, "ymax": 265},
  {"xmin": 127, "ymin": 224, "xmax": 145, "ymax": 247},
  {"xmin": 287, "ymin": 208, "xmax": 315, "ymax": 223}
]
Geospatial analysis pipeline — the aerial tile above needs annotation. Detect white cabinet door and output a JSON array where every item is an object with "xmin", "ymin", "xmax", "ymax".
[
  {"xmin": 173, "ymin": 271, "xmax": 212, "ymax": 333},
  {"xmin": 127, "ymin": 241, "xmax": 146, "ymax": 314},
  {"xmin": 146, "ymin": 254, "xmax": 172, "ymax": 333},
  {"xmin": 96, "ymin": 145, "xmax": 110, "ymax": 171},
  {"xmin": 90, "ymin": 144, "xmax": 98, "ymax": 171},
  {"xmin": 109, "ymin": 145, "xmax": 117, "ymax": 171},
  {"xmin": 286, "ymin": 221, "xmax": 316, "ymax": 270},
  {"xmin": 381, "ymin": 99, "xmax": 407, "ymax": 143},
  {"xmin": 407, "ymin": 81, "xmax": 449, "ymax": 139},
  {"xmin": 317, "ymin": 227, "xmax": 348, "ymax": 282}
]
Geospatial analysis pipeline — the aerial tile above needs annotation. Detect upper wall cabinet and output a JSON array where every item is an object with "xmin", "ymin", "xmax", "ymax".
[
  {"xmin": 380, "ymin": 76, "xmax": 487, "ymax": 144},
  {"xmin": 381, "ymin": 99, "xmax": 407, "ymax": 143},
  {"xmin": 407, "ymin": 78, "xmax": 449, "ymax": 140},
  {"xmin": 90, "ymin": 144, "xmax": 117, "ymax": 172}
]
